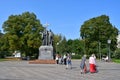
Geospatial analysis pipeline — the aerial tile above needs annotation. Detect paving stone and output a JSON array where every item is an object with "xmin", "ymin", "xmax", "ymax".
[{"xmin": 0, "ymin": 60, "xmax": 120, "ymax": 80}]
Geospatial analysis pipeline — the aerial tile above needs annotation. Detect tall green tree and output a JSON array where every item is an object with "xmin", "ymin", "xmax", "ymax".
[
  {"xmin": 66, "ymin": 39, "xmax": 83, "ymax": 55},
  {"xmin": 2, "ymin": 12, "xmax": 43, "ymax": 57},
  {"xmin": 52, "ymin": 34, "xmax": 62, "ymax": 54},
  {"xmin": 80, "ymin": 15, "xmax": 118, "ymax": 57},
  {"xmin": 72, "ymin": 39, "xmax": 84, "ymax": 55},
  {"xmin": 57, "ymin": 36, "xmax": 67, "ymax": 54}
]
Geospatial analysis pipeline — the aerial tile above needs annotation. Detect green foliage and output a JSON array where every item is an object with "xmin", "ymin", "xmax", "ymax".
[
  {"xmin": 56, "ymin": 38, "xmax": 85, "ymax": 57},
  {"xmin": 113, "ymin": 49, "xmax": 120, "ymax": 59},
  {"xmin": 112, "ymin": 59, "xmax": 120, "ymax": 63},
  {"xmin": 66, "ymin": 39, "xmax": 84, "ymax": 55},
  {"xmin": 0, "ymin": 59, "xmax": 9, "ymax": 61},
  {"xmin": 71, "ymin": 54, "xmax": 81, "ymax": 59},
  {"xmin": 53, "ymin": 34, "xmax": 63, "ymax": 53},
  {"xmin": 57, "ymin": 37, "xmax": 67, "ymax": 54},
  {"xmin": 101, "ymin": 48, "xmax": 108, "ymax": 55},
  {"xmin": 0, "ymin": 13, "xmax": 119, "ymax": 60},
  {"xmin": 0, "ymin": 51, "xmax": 12, "ymax": 58},
  {"xmin": 80, "ymin": 15, "xmax": 118, "ymax": 57},
  {"xmin": 2, "ymin": 12, "xmax": 43, "ymax": 57},
  {"xmin": 0, "ymin": 52, "xmax": 5, "ymax": 58}
]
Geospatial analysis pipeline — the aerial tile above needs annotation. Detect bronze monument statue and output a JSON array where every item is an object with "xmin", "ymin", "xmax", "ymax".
[{"xmin": 38, "ymin": 23, "xmax": 54, "ymax": 60}]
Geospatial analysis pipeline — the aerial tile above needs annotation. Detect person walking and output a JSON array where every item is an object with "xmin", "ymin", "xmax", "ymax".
[
  {"xmin": 89, "ymin": 54, "xmax": 96, "ymax": 73},
  {"xmin": 80, "ymin": 55, "xmax": 87, "ymax": 74},
  {"xmin": 66, "ymin": 53, "xmax": 72, "ymax": 69},
  {"xmin": 63, "ymin": 54, "xmax": 67, "ymax": 65},
  {"xmin": 55, "ymin": 54, "xmax": 59, "ymax": 64}
]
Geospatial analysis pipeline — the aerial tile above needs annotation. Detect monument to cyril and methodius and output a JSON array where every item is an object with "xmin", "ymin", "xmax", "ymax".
[
  {"xmin": 29, "ymin": 23, "xmax": 55, "ymax": 64},
  {"xmin": 38, "ymin": 23, "xmax": 54, "ymax": 60}
]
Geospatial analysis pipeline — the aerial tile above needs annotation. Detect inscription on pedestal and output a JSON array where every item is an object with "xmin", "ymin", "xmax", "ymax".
[{"xmin": 38, "ymin": 46, "xmax": 53, "ymax": 60}]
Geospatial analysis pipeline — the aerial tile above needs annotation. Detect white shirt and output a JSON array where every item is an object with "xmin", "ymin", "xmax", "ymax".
[
  {"xmin": 89, "ymin": 56, "xmax": 96, "ymax": 64},
  {"xmin": 63, "ymin": 55, "xmax": 66, "ymax": 59}
]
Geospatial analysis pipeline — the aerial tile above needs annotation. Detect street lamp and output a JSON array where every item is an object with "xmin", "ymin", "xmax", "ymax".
[
  {"xmin": 99, "ymin": 41, "xmax": 101, "ymax": 61},
  {"xmin": 83, "ymin": 33, "xmax": 86, "ymax": 55},
  {"xmin": 56, "ymin": 42, "xmax": 59, "ymax": 53},
  {"xmin": 107, "ymin": 39, "xmax": 111, "ymax": 62}
]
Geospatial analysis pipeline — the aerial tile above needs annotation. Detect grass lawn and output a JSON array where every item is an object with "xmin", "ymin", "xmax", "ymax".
[
  {"xmin": 0, "ymin": 57, "xmax": 20, "ymax": 61},
  {"xmin": 0, "ymin": 58, "xmax": 9, "ymax": 61},
  {"xmin": 112, "ymin": 59, "xmax": 120, "ymax": 63}
]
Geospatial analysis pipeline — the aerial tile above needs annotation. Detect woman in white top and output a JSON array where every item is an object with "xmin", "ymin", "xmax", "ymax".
[{"xmin": 89, "ymin": 54, "xmax": 96, "ymax": 73}]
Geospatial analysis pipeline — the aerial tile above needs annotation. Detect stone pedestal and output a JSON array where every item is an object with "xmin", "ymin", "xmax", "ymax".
[
  {"xmin": 29, "ymin": 45, "xmax": 55, "ymax": 64},
  {"xmin": 38, "ymin": 45, "xmax": 53, "ymax": 60}
]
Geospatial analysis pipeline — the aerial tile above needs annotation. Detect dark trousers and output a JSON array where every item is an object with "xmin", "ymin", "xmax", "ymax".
[
  {"xmin": 64, "ymin": 58, "xmax": 66, "ymax": 65},
  {"xmin": 56, "ymin": 60, "xmax": 59, "ymax": 64}
]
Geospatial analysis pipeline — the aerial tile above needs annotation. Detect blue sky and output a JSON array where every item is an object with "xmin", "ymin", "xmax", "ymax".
[{"xmin": 0, "ymin": 0, "xmax": 120, "ymax": 40}]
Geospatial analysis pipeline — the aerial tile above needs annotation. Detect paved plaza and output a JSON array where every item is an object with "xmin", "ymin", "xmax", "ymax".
[{"xmin": 0, "ymin": 60, "xmax": 120, "ymax": 80}]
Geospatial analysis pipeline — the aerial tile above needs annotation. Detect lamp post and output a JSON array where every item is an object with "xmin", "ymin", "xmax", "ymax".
[
  {"xmin": 83, "ymin": 32, "xmax": 86, "ymax": 55},
  {"xmin": 99, "ymin": 41, "xmax": 101, "ymax": 61},
  {"xmin": 98, "ymin": 26, "xmax": 101, "ymax": 61},
  {"xmin": 107, "ymin": 39, "xmax": 111, "ymax": 62},
  {"xmin": 56, "ymin": 42, "xmax": 59, "ymax": 53}
]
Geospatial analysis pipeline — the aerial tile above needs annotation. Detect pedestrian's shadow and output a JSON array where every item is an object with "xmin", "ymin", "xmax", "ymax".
[
  {"xmin": 71, "ymin": 66, "xmax": 77, "ymax": 69},
  {"xmin": 86, "ymin": 69, "xmax": 99, "ymax": 74}
]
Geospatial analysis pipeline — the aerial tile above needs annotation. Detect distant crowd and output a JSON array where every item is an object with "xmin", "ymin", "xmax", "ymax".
[{"xmin": 55, "ymin": 53, "xmax": 72, "ymax": 69}]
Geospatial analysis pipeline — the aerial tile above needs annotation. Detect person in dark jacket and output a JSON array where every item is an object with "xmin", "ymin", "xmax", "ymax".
[{"xmin": 80, "ymin": 55, "xmax": 87, "ymax": 74}]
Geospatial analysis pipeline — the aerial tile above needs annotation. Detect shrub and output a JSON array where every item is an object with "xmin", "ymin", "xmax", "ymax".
[
  {"xmin": 113, "ymin": 49, "xmax": 120, "ymax": 59},
  {"xmin": 72, "ymin": 54, "xmax": 81, "ymax": 59}
]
